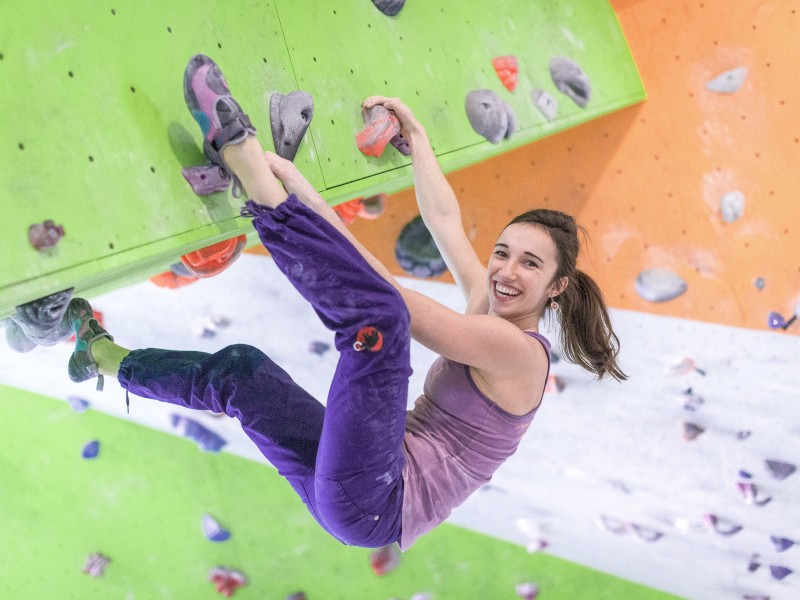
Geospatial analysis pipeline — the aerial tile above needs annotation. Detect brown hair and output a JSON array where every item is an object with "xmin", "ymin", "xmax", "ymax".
[{"xmin": 506, "ymin": 209, "xmax": 627, "ymax": 381}]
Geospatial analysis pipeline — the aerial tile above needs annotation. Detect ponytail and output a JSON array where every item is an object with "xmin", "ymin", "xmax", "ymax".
[{"xmin": 555, "ymin": 270, "xmax": 627, "ymax": 381}]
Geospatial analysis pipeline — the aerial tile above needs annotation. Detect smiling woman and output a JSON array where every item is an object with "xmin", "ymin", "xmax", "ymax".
[{"xmin": 60, "ymin": 56, "xmax": 626, "ymax": 554}]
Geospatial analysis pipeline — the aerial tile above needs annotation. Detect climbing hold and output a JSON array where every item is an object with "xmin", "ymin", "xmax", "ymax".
[
  {"xmin": 702, "ymin": 513, "xmax": 742, "ymax": 536},
  {"xmin": 543, "ymin": 374, "xmax": 564, "ymax": 393},
  {"xmin": 180, "ymin": 235, "xmax": 247, "ymax": 279},
  {"xmin": 83, "ymin": 552, "xmax": 111, "ymax": 577},
  {"xmin": 531, "ymin": 89, "xmax": 558, "ymax": 121},
  {"xmin": 357, "ymin": 105, "xmax": 401, "ymax": 157},
  {"xmin": 395, "ymin": 215, "xmax": 447, "ymax": 278},
  {"xmin": 181, "ymin": 164, "xmax": 231, "ymax": 195},
  {"xmin": 208, "ymin": 566, "xmax": 247, "ymax": 597},
  {"xmin": 492, "ymin": 55, "xmax": 519, "ymax": 92},
  {"xmin": 771, "ymin": 535, "xmax": 795, "ymax": 553},
  {"xmin": 81, "ymin": 440, "xmax": 100, "ymax": 459},
  {"xmin": 29, "ymin": 220, "xmax": 66, "ymax": 251},
  {"xmin": 679, "ymin": 388, "xmax": 705, "ymax": 412},
  {"xmin": 742, "ymin": 595, "xmax": 769, "ymax": 600},
  {"xmin": 149, "ymin": 270, "xmax": 198, "ymax": 289},
  {"xmin": 736, "ymin": 482, "xmax": 772, "ymax": 506},
  {"xmin": 767, "ymin": 311, "xmax": 797, "ymax": 330},
  {"xmin": 748, "ymin": 553, "xmax": 761, "ymax": 572},
  {"xmin": 765, "ymin": 459, "xmax": 796, "ymax": 480},
  {"xmin": 736, "ymin": 430, "xmax": 752, "ymax": 440},
  {"xmin": 769, "ymin": 565, "xmax": 792, "ymax": 581},
  {"xmin": 270, "ymin": 91, "xmax": 314, "ymax": 162},
  {"xmin": 465, "ymin": 89, "xmax": 515, "ymax": 144},
  {"xmin": 739, "ymin": 470, "xmax": 753, "ymax": 479},
  {"xmin": 635, "ymin": 269, "xmax": 687, "ymax": 302},
  {"xmin": 371, "ymin": 0, "xmax": 405, "ymax": 17},
  {"xmin": 3, "ymin": 288, "xmax": 75, "ymax": 352},
  {"xmin": 526, "ymin": 539, "xmax": 548, "ymax": 553},
  {"xmin": 754, "ymin": 277, "xmax": 765, "ymax": 289},
  {"xmin": 333, "ymin": 197, "xmax": 364, "ymax": 226},
  {"xmin": 309, "ymin": 340, "xmax": 331, "ymax": 355},
  {"xmin": 596, "ymin": 515, "xmax": 628, "ymax": 534},
  {"xmin": 369, "ymin": 544, "xmax": 401, "ymax": 576},
  {"xmin": 389, "ymin": 132, "xmax": 411, "ymax": 156},
  {"xmin": 706, "ymin": 67, "xmax": 748, "ymax": 94},
  {"xmin": 720, "ymin": 190, "xmax": 745, "ymax": 222},
  {"xmin": 203, "ymin": 514, "xmax": 231, "ymax": 542},
  {"xmin": 171, "ymin": 414, "xmax": 227, "ymax": 452},
  {"xmin": 549, "ymin": 57, "xmax": 591, "ymax": 108},
  {"xmin": 67, "ymin": 396, "xmax": 90, "ymax": 413},
  {"xmin": 668, "ymin": 359, "xmax": 707, "ymax": 377},
  {"xmin": 285, "ymin": 593, "xmax": 307, "ymax": 600},
  {"xmin": 359, "ymin": 193, "xmax": 388, "ymax": 219},
  {"xmin": 629, "ymin": 524, "xmax": 664, "ymax": 543},
  {"xmin": 515, "ymin": 582, "xmax": 540, "ymax": 600},
  {"xmin": 680, "ymin": 421, "xmax": 705, "ymax": 441}
]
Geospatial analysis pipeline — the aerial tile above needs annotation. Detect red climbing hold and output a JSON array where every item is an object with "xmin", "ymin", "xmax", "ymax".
[
  {"xmin": 149, "ymin": 270, "xmax": 199, "ymax": 289},
  {"xmin": 333, "ymin": 197, "xmax": 364, "ymax": 226},
  {"xmin": 370, "ymin": 544, "xmax": 401, "ymax": 576},
  {"xmin": 493, "ymin": 55, "xmax": 519, "ymax": 92},
  {"xmin": 180, "ymin": 234, "xmax": 247, "ymax": 278},
  {"xmin": 208, "ymin": 566, "xmax": 247, "ymax": 597},
  {"xmin": 356, "ymin": 105, "xmax": 401, "ymax": 157}
]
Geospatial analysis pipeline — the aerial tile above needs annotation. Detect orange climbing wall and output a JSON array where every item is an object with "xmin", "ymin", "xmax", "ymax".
[{"xmin": 344, "ymin": 0, "xmax": 800, "ymax": 334}]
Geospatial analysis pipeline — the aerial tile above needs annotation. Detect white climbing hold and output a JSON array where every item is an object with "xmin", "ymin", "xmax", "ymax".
[
  {"xmin": 706, "ymin": 67, "xmax": 748, "ymax": 94},
  {"xmin": 531, "ymin": 89, "xmax": 558, "ymax": 121},
  {"xmin": 635, "ymin": 269, "xmax": 687, "ymax": 302},
  {"xmin": 720, "ymin": 190, "xmax": 745, "ymax": 222}
]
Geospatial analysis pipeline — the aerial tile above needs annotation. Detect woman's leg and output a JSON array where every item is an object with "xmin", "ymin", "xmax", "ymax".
[{"xmin": 246, "ymin": 196, "xmax": 412, "ymax": 547}]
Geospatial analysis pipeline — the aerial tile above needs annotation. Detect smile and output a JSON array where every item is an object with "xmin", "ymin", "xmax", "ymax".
[{"xmin": 494, "ymin": 282, "xmax": 521, "ymax": 298}]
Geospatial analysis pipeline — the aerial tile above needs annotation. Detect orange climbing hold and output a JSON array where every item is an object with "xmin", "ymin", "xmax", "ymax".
[
  {"xmin": 356, "ymin": 105, "xmax": 401, "ymax": 157},
  {"xmin": 492, "ymin": 55, "xmax": 519, "ymax": 92},
  {"xmin": 333, "ymin": 197, "xmax": 364, "ymax": 226},
  {"xmin": 180, "ymin": 235, "xmax": 248, "ymax": 278},
  {"xmin": 149, "ymin": 271, "xmax": 198, "ymax": 289}
]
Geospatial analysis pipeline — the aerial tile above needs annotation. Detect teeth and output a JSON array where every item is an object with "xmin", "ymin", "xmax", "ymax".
[{"xmin": 496, "ymin": 283, "xmax": 520, "ymax": 296}]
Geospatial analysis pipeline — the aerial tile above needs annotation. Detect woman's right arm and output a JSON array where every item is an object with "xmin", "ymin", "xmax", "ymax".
[{"xmin": 363, "ymin": 97, "xmax": 488, "ymax": 311}]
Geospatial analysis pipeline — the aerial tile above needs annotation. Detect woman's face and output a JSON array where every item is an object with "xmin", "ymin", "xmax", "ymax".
[{"xmin": 486, "ymin": 223, "xmax": 567, "ymax": 328}]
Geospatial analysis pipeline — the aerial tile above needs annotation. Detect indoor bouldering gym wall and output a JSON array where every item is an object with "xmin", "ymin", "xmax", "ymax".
[{"xmin": 1, "ymin": 1, "xmax": 799, "ymax": 600}]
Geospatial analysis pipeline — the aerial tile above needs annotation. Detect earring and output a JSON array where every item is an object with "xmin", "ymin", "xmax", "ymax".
[{"xmin": 550, "ymin": 298, "xmax": 559, "ymax": 311}]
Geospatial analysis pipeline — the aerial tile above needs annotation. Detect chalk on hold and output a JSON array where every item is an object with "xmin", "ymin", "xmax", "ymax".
[
  {"xmin": 549, "ymin": 57, "xmax": 591, "ymax": 108},
  {"xmin": 635, "ymin": 268, "xmax": 687, "ymax": 302},
  {"xmin": 356, "ymin": 105, "xmax": 401, "ymax": 157},
  {"xmin": 721, "ymin": 190, "xmax": 745, "ymax": 222},
  {"xmin": 492, "ymin": 55, "xmax": 519, "ymax": 92},
  {"xmin": 270, "ymin": 91, "xmax": 314, "ymax": 161},
  {"xmin": 370, "ymin": 544, "xmax": 401, "ymax": 576},
  {"xmin": 181, "ymin": 164, "xmax": 231, "ymax": 195},
  {"xmin": 465, "ymin": 89, "xmax": 516, "ymax": 144},
  {"xmin": 531, "ymin": 89, "xmax": 558, "ymax": 121},
  {"xmin": 396, "ymin": 216, "xmax": 447, "ymax": 278},
  {"xmin": 706, "ymin": 67, "xmax": 748, "ymax": 94},
  {"xmin": 765, "ymin": 459, "xmax": 796, "ymax": 481},
  {"xmin": 209, "ymin": 566, "xmax": 247, "ymax": 597},
  {"xmin": 67, "ymin": 396, "xmax": 90, "ymax": 413},
  {"xmin": 372, "ymin": 0, "xmax": 405, "ymax": 17},
  {"xmin": 3, "ymin": 288, "xmax": 75, "ymax": 352},
  {"xmin": 29, "ymin": 220, "xmax": 65, "ymax": 251},
  {"xmin": 203, "ymin": 514, "xmax": 231, "ymax": 542}
]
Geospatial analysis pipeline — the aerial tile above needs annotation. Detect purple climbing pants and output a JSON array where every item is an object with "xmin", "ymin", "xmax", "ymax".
[{"xmin": 118, "ymin": 195, "xmax": 412, "ymax": 548}]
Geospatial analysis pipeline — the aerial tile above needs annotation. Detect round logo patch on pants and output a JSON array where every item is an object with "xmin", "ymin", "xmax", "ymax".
[{"xmin": 353, "ymin": 326, "xmax": 384, "ymax": 352}]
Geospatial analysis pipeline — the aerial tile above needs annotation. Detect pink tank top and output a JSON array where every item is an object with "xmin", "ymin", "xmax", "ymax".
[{"xmin": 399, "ymin": 332, "xmax": 550, "ymax": 550}]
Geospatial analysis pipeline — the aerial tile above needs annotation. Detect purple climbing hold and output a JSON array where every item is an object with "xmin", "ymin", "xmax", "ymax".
[
  {"xmin": 680, "ymin": 421, "xmax": 705, "ymax": 441},
  {"xmin": 769, "ymin": 565, "xmax": 792, "ymax": 581},
  {"xmin": 765, "ymin": 459, "xmax": 796, "ymax": 480},
  {"xmin": 596, "ymin": 515, "xmax": 627, "ymax": 534},
  {"xmin": 389, "ymin": 131, "xmax": 411, "ymax": 155},
  {"xmin": 747, "ymin": 553, "xmax": 761, "ymax": 572},
  {"xmin": 81, "ymin": 440, "xmax": 100, "ymax": 459},
  {"xmin": 738, "ymin": 470, "xmax": 753, "ymax": 479},
  {"xmin": 372, "ymin": 0, "xmax": 405, "ymax": 17},
  {"xmin": 736, "ymin": 430, "xmax": 751, "ymax": 440},
  {"xmin": 465, "ymin": 89, "xmax": 516, "ymax": 144},
  {"xmin": 549, "ymin": 57, "xmax": 591, "ymax": 108},
  {"xmin": 83, "ymin": 552, "xmax": 110, "ymax": 577},
  {"xmin": 636, "ymin": 268, "xmax": 687, "ymax": 302},
  {"xmin": 285, "ymin": 593, "xmax": 307, "ymax": 600},
  {"xmin": 629, "ymin": 524, "xmax": 664, "ymax": 543},
  {"xmin": 702, "ymin": 513, "xmax": 742, "ymax": 536},
  {"xmin": 203, "ymin": 514, "xmax": 231, "ymax": 542},
  {"xmin": 680, "ymin": 388, "xmax": 705, "ymax": 412},
  {"xmin": 67, "ymin": 396, "xmax": 90, "ymax": 413},
  {"xmin": 29, "ymin": 220, "xmax": 66, "ymax": 251},
  {"xmin": 742, "ymin": 595, "xmax": 769, "ymax": 600},
  {"xmin": 270, "ymin": 91, "xmax": 314, "ymax": 162},
  {"xmin": 767, "ymin": 312, "xmax": 796, "ymax": 330},
  {"xmin": 181, "ymin": 164, "xmax": 231, "ymax": 195},
  {"xmin": 171, "ymin": 414, "xmax": 227, "ymax": 452},
  {"xmin": 736, "ymin": 482, "xmax": 771, "ymax": 506},
  {"xmin": 309, "ymin": 341, "xmax": 331, "ymax": 356},
  {"xmin": 770, "ymin": 535, "xmax": 794, "ymax": 553},
  {"xmin": 3, "ymin": 288, "xmax": 75, "ymax": 352},
  {"xmin": 515, "ymin": 582, "xmax": 540, "ymax": 600}
]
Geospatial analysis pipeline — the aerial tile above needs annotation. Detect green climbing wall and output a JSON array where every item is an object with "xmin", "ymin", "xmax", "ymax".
[
  {"xmin": 0, "ymin": 384, "xmax": 678, "ymax": 599},
  {"xmin": 0, "ymin": 0, "xmax": 644, "ymax": 317}
]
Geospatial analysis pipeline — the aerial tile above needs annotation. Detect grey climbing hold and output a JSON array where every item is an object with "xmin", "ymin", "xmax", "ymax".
[
  {"xmin": 396, "ymin": 216, "xmax": 447, "ymax": 278},
  {"xmin": 635, "ymin": 269, "xmax": 687, "ymax": 302},
  {"xmin": 706, "ymin": 67, "xmax": 748, "ymax": 94},
  {"xmin": 681, "ymin": 421, "xmax": 705, "ymax": 441},
  {"xmin": 270, "ymin": 91, "xmax": 314, "ymax": 162},
  {"xmin": 531, "ymin": 89, "xmax": 558, "ymax": 121},
  {"xmin": 465, "ymin": 89, "xmax": 516, "ymax": 144},
  {"xmin": 372, "ymin": 0, "xmax": 405, "ymax": 17},
  {"xmin": 720, "ymin": 190, "xmax": 745, "ymax": 222},
  {"xmin": 549, "ymin": 57, "xmax": 591, "ymax": 108},
  {"xmin": 3, "ymin": 288, "xmax": 74, "ymax": 352},
  {"xmin": 765, "ymin": 459, "xmax": 796, "ymax": 480}
]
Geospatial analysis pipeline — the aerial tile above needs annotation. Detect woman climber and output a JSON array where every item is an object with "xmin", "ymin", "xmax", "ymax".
[{"xmin": 65, "ymin": 54, "xmax": 626, "ymax": 550}]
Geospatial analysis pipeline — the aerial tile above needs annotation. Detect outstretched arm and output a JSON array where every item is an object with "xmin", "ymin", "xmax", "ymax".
[{"xmin": 362, "ymin": 97, "xmax": 488, "ymax": 312}]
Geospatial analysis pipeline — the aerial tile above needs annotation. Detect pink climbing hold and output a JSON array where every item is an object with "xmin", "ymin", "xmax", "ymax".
[
  {"xmin": 543, "ymin": 373, "xmax": 564, "ymax": 393},
  {"xmin": 702, "ymin": 513, "xmax": 742, "ymax": 536},
  {"xmin": 668, "ymin": 357, "xmax": 706, "ymax": 376},
  {"xmin": 493, "ymin": 55, "xmax": 519, "ymax": 92},
  {"xmin": 83, "ymin": 552, "xmax": 111, "ymax": 577},
  {"xmin": 29, "ymin": 220, "xmax": 65, "ymax": 251},
  {"xmin": 736, "ymin": 482, "xmax": 772, "ymax": 506},
  {"xmin": 356, "ymin": 105, "xmax": 401, "ymax": 157},
  {"xmin": 515, "ymin": 582, "xmax": 540, "ymax": 600},
  {"xmin": 209, "ymin": 567, "xmax": 247, "ymax": 597},
  {"xmin": 370, "ymin": 544, "xmax": 401, "ymax": 576},
  {"xmin": 181, "ymin": 164, "xmax": 231, "ymax": 195}
]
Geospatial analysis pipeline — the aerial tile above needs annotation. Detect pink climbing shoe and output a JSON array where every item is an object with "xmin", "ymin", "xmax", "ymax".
[{"xmin": 183, "ymin": 54, "xmax": 256, "ymax": 196}]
